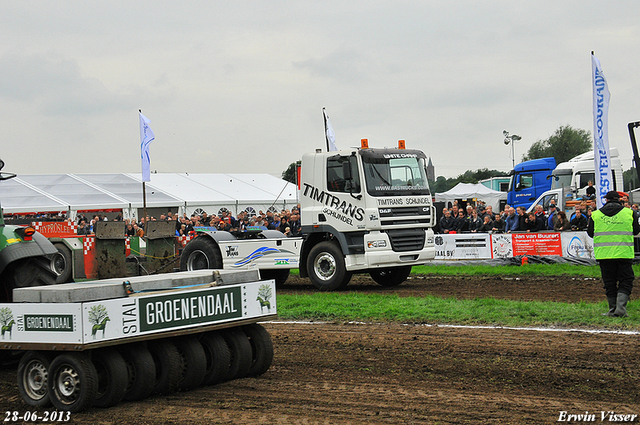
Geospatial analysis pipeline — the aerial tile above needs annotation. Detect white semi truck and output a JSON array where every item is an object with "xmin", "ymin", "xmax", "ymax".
[{"xmin": 180, "ymin": 139, "xmax": 437, "ymax": 290}]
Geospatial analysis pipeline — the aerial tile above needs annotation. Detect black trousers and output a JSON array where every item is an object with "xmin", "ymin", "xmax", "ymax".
[{"xmin": 598, "ymin": 259, "xmax": 635, "ymax": 297}]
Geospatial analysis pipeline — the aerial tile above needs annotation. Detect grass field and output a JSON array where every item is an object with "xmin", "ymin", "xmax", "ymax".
[{"xmin": 278, "ymin": 263, "xmax": 640, "ymax": 331}]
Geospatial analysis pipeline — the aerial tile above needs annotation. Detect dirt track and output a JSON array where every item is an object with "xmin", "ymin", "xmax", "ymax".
[{"xmin": 2, "ymin": 274, "xmax": 639, "ymax": 424}]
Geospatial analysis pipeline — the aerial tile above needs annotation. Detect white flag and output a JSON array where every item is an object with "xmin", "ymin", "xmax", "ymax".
[
  {"xmin": 139, "ymin": 112, "xmax": 155, "ymax": 182},
  {"xmin": 323, "ymin": 108, "xmax": 338, "ymax": 152},
  {"xmin": 591, "ymin": 54, "xmax": 612, "ymax": 208}
]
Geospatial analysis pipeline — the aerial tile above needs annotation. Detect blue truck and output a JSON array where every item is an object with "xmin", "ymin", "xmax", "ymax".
[{"xmin": 506, "ymin": 157, "xmax": 556, "ymax": 210}]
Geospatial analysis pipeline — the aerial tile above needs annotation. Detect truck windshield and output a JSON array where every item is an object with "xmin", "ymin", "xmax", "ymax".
[
  {"xmin": 550, "ymin": 169, "xmax": 572, "ymax": 189},
  {"xmin": 361, "ymin": 150, "xmax": 431, "ymax": 196}
]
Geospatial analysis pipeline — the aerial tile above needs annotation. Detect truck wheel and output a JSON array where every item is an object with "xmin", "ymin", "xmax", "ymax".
[
  {"xmin": 51, "ymin": 244, "xmax": 73, "ymax": 284},
  {"xmin": 370, "ymin": 266, "xmax": 412, "ymax": 287},
  {"xmin": 17, "ymin": 351, "xmax": 53, "ymax": 407},
  {"xmin": 180, "ymin": 237, "xmax": 223, "ymax": 271},
  {"xmin": 118, "ymin": 344, "xmax": 155, "ymax": 401},
  {"xmin": 48, "ymin": 353, "xmax": 98, "ymax": 413},
  {"xmin": 220, "ymin": 328, "xmax": 252, "ymax": 381},
  {"xmin": 1, "ymin": 257, "xmax": 56, "ymax": 302},
  {"xmin": 174, "ymin": 336, "xmax": 206, "ymax": 391},
  {"xmin": 92, "ymin": 348, "xmax": 128, "ymax": 408},
  {"xmin": 307, "ymin": 242, "xmax": 352, "ymax": 291},
  {"xmin": 148, "ymin": 339, "xmax": 182, "ymax": 395},
  {"xmin": 260, "ymin": 269, "xmax": 290, "ymax": 287},
  {"xmin": 199, "ymin": 332, "xmax": 231, "ymax": 386},
  {"xmin": 242, "ymin": 324, "xmax": 274, "ymax": 377}
]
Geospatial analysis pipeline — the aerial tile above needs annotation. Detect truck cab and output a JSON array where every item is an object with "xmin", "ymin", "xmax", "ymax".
[
  {"xmin": 549, "ymin": 148, "xmax": 623, "ymax": 198},
  {"xmin": 507, "ymin": 157, "xmax": 556, "ymax": 210},
  {"xmin": 298, "ymin": 139, "xmax": 436, "ymax": 290}
]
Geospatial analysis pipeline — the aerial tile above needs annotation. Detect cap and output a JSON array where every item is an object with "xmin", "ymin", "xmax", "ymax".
[{"xmin": 604, "ymin": 191, "xmax": 620, "ymax": 200}]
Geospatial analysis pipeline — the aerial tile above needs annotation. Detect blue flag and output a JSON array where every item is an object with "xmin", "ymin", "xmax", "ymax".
[{"xmin": 139, "ymin": 112, "xmax": 155, "ymax": 182}]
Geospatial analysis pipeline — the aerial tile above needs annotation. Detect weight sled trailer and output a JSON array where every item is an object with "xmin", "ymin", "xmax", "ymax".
[{"xmin": 0, "ymin": 269, "xmax": 277, "ymax": 412}]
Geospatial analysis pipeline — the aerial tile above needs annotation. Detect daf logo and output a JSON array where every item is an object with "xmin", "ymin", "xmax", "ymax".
[{"xmin": 379, "ymin": 208, "xmax": 392, "ymax": 214}]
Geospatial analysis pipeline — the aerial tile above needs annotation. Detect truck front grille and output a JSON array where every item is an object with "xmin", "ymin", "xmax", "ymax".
[{"xmin": 387, "ymin": 228, "xmax": 425, "ymax": 252}]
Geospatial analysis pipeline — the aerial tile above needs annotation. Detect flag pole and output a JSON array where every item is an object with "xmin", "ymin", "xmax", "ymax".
[
  {"xmin": 140, "ymin": 109, "xmax": 148, "ymax": 233},
  {"xmin": 323, "ymin": 107, "xmax": 329, "ymax": 152}
]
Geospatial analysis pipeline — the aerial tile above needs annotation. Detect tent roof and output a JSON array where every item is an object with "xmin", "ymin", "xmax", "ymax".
[
  {"xmin": 1, "ymin": 173, "xmax": 297, "ymax": 214},
  {"xmin": 435, "ymin": 183, "xmax": 506, "ymax": 210},
  {"xmin": 436, "ymin": 182, "xmax": 505, "ymax": 198}
]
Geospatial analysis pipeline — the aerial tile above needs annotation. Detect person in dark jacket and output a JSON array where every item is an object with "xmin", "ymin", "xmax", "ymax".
[
  {"xmin": 477, "ymin": 215, "xmax": 495, "ymax": 233},
  {"xmin": 439, "ymin": 209, "xmax": 456, "ymax": 234},
  {"xmin": 492, "ymin": 213, "xmax": 505, "ymax": 233},
  {"xmin": 468, "ymin": 210, "xmax": 483, "ymax": 232},
  {"xmin": 524, "ymin": 212, "xmax": 545, "ymax": 232},
  {"xmin": 587, "ymin": 191, "xmax": 640, "ymax": 317},
  {"xmin": 570, "ymin": 209, "xmax": 588, "ymax": 231}
]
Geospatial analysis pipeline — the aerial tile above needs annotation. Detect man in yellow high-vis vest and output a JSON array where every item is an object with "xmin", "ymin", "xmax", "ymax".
[{"xmin": 587, "ymin": 191, "xmax": 640, "ymax": 317}]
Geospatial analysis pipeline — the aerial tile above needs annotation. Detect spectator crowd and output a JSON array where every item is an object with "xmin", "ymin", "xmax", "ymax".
[
  {"xmin": 436, "ymin": 195, "xmax": 639, "ymax": 235},
  {"xmin": 70, "ymin": 206, "xmax": 303, "ymax": 238}
]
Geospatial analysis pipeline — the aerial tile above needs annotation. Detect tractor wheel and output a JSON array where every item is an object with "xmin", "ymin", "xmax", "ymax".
[
  {"xmin": 179, "ymin": 237, "xmax": 222, "ymax": 271},
  {"xmin": 51, "ymin": 244, "xmax": 73, "ymax": 284},
  {"xmin": 1, "ymin": 257, "xmax": 56, "ymax": 302},
  {"xmin": 260, "ymin": 269, "xmax": 290, "ymax": 287}
]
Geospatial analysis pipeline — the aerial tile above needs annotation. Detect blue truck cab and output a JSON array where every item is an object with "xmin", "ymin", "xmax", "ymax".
[{"xmin": 506, "ymin": 157, "xmax": 556, "ymax": 210}]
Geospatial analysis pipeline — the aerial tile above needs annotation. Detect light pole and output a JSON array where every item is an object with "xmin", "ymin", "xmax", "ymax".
[{"xmin": 503, "ymin": 130, "xmax": 522, "ymax": 169}]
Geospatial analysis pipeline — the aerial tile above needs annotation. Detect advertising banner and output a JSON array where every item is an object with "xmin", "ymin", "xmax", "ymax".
[
  {"xmin": 434, "ymin": 234, "xmax": 492, "ymax": 260},
  {"xmin": 511, "ymin": 233, "xmax": 563, "ymax": 256},
  {"xmin": 561, "ymin": 231, "xmax": 595, "ymax": 260}
]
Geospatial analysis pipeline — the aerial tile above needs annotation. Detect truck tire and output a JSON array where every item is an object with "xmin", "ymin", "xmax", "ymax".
[
  {"xmin": 220, "ymin": 328, "xmax": 252, "ymax": 381},
  {"xmin": 118, "ymin": 344, "xmax": 155, "ymax": 401},
  {"xmin": 48, "ymin": 353, "xmax": 98, "ymax": 413},
  {"xmin": 199, "ymin": 332, "xmax": 231, "ymax": 386},
  {"xmin": 17, "ymin": 351, "xmax": 53, "ymax": 407},
  {"xmin": 51, "ymin": 244, "xmax": 73, "ymax": 284},
  {"xmin": 242, "ymin": 324, "xmax": 274, "ymax": 377},
  {"xmin": 179, "ymin": 237, "xmax": 223, "ymax": 271},
  {"xmin": 369, "ymin": 266, "xmax": 412, "ymax": 287},
  {"xmin": 1, "ymin": 257, "xmax": 56, "ymax": 302},
  {"xmin": 174, "ymin": 336, "xmax": 206, "ymax": 391},
  {"xmin": 148, "ymin": 339, "xmax": 182, "ymax": 395},
  {"xmin": 260, "ymin": 269, "xmax": 290, "ymax": 287},
  {"xmin": 92, "ymin": 348, "xmax": 128, "ymax": 408},
  {"xmin": 307, "ymin": 241, "xmax": 352, "ymax": 291}
]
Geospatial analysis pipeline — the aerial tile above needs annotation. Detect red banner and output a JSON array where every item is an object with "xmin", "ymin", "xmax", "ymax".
[{"xmin": 512, "ymin": 233, "xmax": 562, "ymax": 256}]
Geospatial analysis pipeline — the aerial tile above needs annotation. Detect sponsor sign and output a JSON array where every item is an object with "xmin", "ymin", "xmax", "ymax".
[
  {"xmin": 434, "ymin": 234, "xmax": 492, "ymax": 260},
  {"xmin": 561, "ymin": 231, "xmax": 595, "ymax": 259},
  {"xmin": 512, "ymin": 233, "xmax": 562, "ymax": 256},
  {"xmin": 0, "ymin": 280, "xmax": 275, "ymax": 346},
  {"xmin": 491, "ymin": 234, "xmax": 513, "ymax": 259}
]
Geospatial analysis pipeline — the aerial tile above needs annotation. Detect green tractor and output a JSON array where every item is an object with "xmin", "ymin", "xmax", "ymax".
[{"xmin": 0, "ymin": 159, "xmax": 58, "ymax": 302}]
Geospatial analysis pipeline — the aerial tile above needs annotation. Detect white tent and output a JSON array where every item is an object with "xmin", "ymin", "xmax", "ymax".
[
  {"xmin": 435, "ymin": 182, "xmax": 507, "ymax": 210},
  {"xmin": 1, "ymin": 173, "xmax": 298, "ymax": 218}
]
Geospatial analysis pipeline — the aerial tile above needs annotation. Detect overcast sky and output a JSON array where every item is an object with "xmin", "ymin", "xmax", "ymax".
[{"xmin": 2, "ymin": 1, "xmax": 640, "ymax": 180}]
